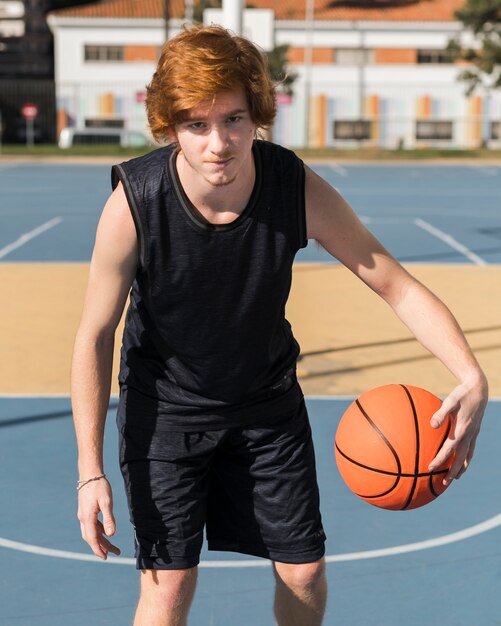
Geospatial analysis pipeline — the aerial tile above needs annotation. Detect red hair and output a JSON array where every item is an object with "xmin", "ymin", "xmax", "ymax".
[{"xmin": 146, "ymin": 25, "xmax": 276, "ymax": 142}]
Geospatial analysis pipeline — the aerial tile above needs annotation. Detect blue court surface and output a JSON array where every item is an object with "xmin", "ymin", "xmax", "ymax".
[
  {"xmin": 0, "ymin": 160, "xmax": 500, "ymax": 625},
  {"xmin": 0, "ymin": 396, "xmax": 500, "ymax": 625},
  {"xmin": 0, "ymin": 161, "xmax": 501, "ymax": 265}
]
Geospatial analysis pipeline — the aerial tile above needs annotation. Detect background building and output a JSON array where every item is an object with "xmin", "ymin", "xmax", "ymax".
[
  {"xmin": 0, "ymin": 0, "xmax": 96, "ymax": 143},
  {"xmin": 33, "ymin": 0, "xmax": 501, "ymax": 149}
]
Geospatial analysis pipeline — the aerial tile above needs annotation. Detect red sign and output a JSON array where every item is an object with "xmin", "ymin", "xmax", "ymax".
[{"xmin": 21, "ymin": 103, "xmax": 38, "ymax": 120}]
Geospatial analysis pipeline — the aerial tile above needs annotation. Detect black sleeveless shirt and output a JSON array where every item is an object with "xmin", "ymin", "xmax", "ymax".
[{"xmin": 112, "ymin": 140, "xmax": 307, "ymax": 430}]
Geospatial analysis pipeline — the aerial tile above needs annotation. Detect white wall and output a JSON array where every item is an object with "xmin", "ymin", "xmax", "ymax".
[
  {"xmin": 47, "ymin": 13, "xmax": 497, "ymax": 149},
  {"xmin": 52, "ymin": 21, "xmax": 163, "ymax": 84}
]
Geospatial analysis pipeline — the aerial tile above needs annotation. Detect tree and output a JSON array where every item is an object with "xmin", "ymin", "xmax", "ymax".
[
  {"xmin": 193, "ymin": 0, "xmax": 221, "ymax": 24},
  {"xmin": 266, "ymin": 44, "xmax": 297, "ymax": 95},
  {"xmin": 449, "ymin": 0, "xmax": 501, "ymax": 94}
]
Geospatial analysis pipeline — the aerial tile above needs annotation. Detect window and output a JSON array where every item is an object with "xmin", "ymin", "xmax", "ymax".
[
  {"xmin": 84, "ymin": 45, "xmax": 124, "ymax": 62},
  {"xmin": 416, "ymin": 121, "xmax": 453, "ymax": 140},
  {"xmin": 85, "ymin": 118, "xmax": 124, "ymax": 129},
  {"xmin": 335, "ymin": 48, "xmax": 374, "ymax": 66},
  {"xmin": 417, "ymin": 49, "xmax": 454, "ymax": 64},
  {"xmin": 333, "ymin": 120, "xmax": 372, "ymax": 141},
  {"xmin": 71, "ymin": 131, "xmax": 122, "ymax": 146},
  {"xmin": 491, "ymin": 122, "xmax": 500, "ymax": 140}
]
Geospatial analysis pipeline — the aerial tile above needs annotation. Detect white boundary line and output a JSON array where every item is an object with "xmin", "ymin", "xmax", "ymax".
[
  {"xmin": 0, "ymin": 513, "xmax": 499, "ymax": 567},
  {"xmin": 0, "ymin": 217, "xmax": 62, "ymax": 260},
  {"xmin": 0, "ymin": 396, "xmax": 499, "ymax": 566},
  {"xmin": 329, "ymin": 164, "xmax": 349, "ymax": 177},
  {"xmin": 414, "ymin": 218, "xmax": 487, "ymax": 266}
]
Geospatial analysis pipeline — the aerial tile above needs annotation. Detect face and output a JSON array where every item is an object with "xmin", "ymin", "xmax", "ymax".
[{"xmin": 172, "ymin": 89, "xmax": 257, "ymax": 190}]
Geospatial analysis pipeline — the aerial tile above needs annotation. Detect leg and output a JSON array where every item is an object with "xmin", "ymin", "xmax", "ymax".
[
  {"xmin": 273, "ymin": 558, "xmax": 327, "ymax": 626},
  {"xmin": 134, "ymin": 567, "xmax": 198, "ymax": 626}
]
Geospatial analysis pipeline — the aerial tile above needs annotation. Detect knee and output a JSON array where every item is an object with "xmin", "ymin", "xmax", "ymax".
[
  {"xmin": 273, "ymin": 559, "xmax": 326, "ymax": 596},
  {"xmin": 140, "ymin": 567, "xmax": 197, "ymax": 609}
]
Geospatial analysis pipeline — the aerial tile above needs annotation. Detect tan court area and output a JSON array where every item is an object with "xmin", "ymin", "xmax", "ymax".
[{"xmin": 1, "ymin": 263, "xmax": 500, "ymax": 397}]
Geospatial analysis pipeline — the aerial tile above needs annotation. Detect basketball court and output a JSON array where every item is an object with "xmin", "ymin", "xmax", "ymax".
[{"xmin": 0, "ymin": 159, "xmax": 500, "ymax": 625}]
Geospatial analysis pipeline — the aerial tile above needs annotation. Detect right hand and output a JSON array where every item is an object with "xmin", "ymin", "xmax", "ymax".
[{"xmin": 77, "ymin": 477, "xmax": 121, "ymax": 560}]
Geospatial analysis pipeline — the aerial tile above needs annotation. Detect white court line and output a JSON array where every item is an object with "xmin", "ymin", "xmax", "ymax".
[
  {"xmin": 469, "ymin": 166, "xmax": 500, "ymax": 176},
  {"xmin": 0, "ymin": 217, "xmax": 62, "ymax": 260},
  {"xmin": 414, "ymin": 218, "xmax": 487, "ymax": 266},
  {"xmin": 0, "ymin": 513, "xmax": 499, "ymax": 567},
  {"xmin": 330, "ymin": 164, "xmax": 349, "ymax": 177},
  {"xmin": 0, "ymin": 398, "xmax": 499, "ymax": 567}
]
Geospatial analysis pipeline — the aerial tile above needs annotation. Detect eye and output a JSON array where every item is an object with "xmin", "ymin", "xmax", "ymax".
[
  {"xmin": 227, "ymin": 116, "xmax": 242, "ymax": 124},
  {"xmin": 189, "ymin": 122, "xmax": 206, "ymax": 130}
]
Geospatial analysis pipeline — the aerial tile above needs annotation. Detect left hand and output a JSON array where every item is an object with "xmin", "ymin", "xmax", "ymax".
[{"xmin": 428, "ymin": 378, "xmax": 488, "ymax": 486}]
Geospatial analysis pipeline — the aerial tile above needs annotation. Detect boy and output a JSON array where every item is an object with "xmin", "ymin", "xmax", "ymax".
[{"xmin": 72, "ymin": 25, "xmax": 488, "ymax": 626}]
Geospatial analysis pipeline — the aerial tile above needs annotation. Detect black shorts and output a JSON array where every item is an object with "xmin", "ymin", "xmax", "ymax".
[{"xmin": 118, "ymin": 399, "xmax": 326, "ymax": 570}]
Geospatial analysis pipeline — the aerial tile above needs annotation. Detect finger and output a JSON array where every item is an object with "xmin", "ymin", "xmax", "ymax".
[
  {"xmin": 442, "ymin": 437, "xmax": 473, "ymax": 485},
  {"xmin": 99, "ymin": 497, "xmax": 116, "ymax": 537},
  {"xmin": 96, "ymin": 521, "xmax": 121, "ymax": 555},
  {"xmin": 89, "ymin": 535, "xmax": 109, "ymax": 559},
  {"xmin": 81, "ymin": 521, "xmax": 109, "ymax": 560},
  {"xmin": 430, "ymin": 394, "xmax": 458, "ymax": 429},
  {"xmin": 428, "ymin": 438, "xmax": 457, "ymax": 472},
  {"xmin": 450, "ymin": 437, "xmax": 478, "ymax": 483},
  {"xmin": 100, "ymin": 538, "xmax": 121, "ymax": 556}
]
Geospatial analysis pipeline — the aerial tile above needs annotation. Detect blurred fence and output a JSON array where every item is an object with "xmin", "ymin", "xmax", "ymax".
[
  {"xmin": 2, "ymin": 78, "xmax": 501, "ymax": 150},
  {"xmin": 0, "ymin": 79, "xmax": 56, "ymax": 144}
]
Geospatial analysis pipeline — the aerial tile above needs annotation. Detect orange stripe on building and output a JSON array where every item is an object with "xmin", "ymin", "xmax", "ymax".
[
  {"xmin": 124, "ymin": 45, "xmax": 159, "ymax": 62},
  {"xmin": 56, "ymin": 109, "xmax": 69, "ymax": 138},
  {"xmin": 467, "ymin": 95, "xmax": 483, "ymax": 146},
  {"xmin": 375, "ymin": 48, "xmax": 417, "ymax": 64},
  {"xmin": 416, "ymin": 95, "xmax": 431, "ymax": 119},
  {"xmin": 288, "ymin": 47, "xmax": 334, "ymax": 64},
  {"xmin": 310, "ymin": 94, "xmax": 327, "ymax": 148},
  {"xmin": 288, "ymin": 47, "xmax": 304, "ymax": 64},
  {"xmin": 99, "ymin": 92, "xmax": 114, "ymax": 116},
  {"xmin": 364, "ymin": 95, "xmax": 380, "ymax": 142}
]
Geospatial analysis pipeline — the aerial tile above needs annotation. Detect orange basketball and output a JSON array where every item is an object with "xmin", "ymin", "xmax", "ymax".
[{"xmin": 335, "ymin": 384, "xmax": 454, "ymax": 510}]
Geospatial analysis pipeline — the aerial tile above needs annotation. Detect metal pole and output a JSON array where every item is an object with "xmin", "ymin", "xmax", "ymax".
[
  {"xmin": 185, "ymin": 0, "xmax": 193, "ymax": 26},
  {"xmin": 303, "ymin": 0, "xmax": 314, "ymax": 148},
  {"xmin": 26, "ymin": 118, "xmax": 35, "ymax": 148},
  {"xmin": 164, "ymin": 0, "xmax": 170, "ymax": 42},
  {"xmin": 358, "ymin": 28, "xmax": 366, "ymax": 121},
  {"xmin": 222, "ymin": 0, "xmax": 243, "ymax": 35}
]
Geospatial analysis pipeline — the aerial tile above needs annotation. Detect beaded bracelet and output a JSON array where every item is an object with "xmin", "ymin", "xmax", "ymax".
[{"xmin": 77, "ymin": 474, "xmax": 107, "ymax": 491}]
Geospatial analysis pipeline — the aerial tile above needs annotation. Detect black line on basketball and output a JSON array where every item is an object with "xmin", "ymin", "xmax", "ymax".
[
  {"xmin": 335, "ymin": 443, "xmax": 447, "ymax": 478},
  {"xmin": 334, "ymin": 443, "xmax": 401, "ymax": 497},
  {"xmin": 400, "ymin": 385, "xmax": 420, "ymax": 510},
  {"xmin": 355, "ymin": 399, "xmax": 402, "ymax": 476}
]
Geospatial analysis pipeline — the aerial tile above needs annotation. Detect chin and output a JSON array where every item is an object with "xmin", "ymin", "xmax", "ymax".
[{"xmin": 207, "ymin": 175, "xmax": 237, "ymax": 188}]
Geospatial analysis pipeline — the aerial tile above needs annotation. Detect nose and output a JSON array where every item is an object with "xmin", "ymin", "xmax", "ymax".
[{"xmin": 208, "ymin": 125, "xmax": 230, "ymax": 156}]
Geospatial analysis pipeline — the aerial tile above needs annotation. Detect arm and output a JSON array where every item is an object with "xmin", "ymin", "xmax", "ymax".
[
  {"xmin": 71, "ymin": 182, "xmax": 138, "ymax": 559},
  {"xmin": 305, "ymin": 165, "xmax": 488, "ymax": 485}
]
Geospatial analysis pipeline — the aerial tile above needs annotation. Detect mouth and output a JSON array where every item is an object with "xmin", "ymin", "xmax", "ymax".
[{"xmin": 208, "ymin": 157, "xmax": 233, "ymax": 167}]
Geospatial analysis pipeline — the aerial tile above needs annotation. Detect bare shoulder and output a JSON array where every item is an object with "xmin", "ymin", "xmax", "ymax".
[
  {"xmin": 94, "ymin": 182, "xmax": 138, "ymax": 267},
  {"xmin": 99, "ymin": 182, "xmax": 136, "ymax": 238}
]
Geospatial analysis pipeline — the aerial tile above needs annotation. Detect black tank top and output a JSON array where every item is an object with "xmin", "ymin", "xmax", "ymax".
[{"xmin": 112, "ymin": 140, "xmax": 307, "ymax": 430}]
